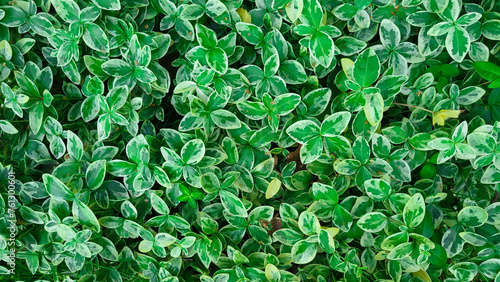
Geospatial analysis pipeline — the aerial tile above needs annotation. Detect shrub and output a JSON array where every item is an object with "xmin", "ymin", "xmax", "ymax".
[{"xmin": 1, "ymin": 0, "xmax": 500, "ymax": 281}]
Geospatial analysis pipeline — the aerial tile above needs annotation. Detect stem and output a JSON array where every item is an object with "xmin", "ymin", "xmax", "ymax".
[{"xmin": 392, "ymin": 102, "xmax": 434, "ymax": 113}]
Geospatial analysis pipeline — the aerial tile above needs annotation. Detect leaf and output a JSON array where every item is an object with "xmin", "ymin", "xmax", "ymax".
[
  {"xmin": 482, "ymin": 20, "xmax": 500, "ymax": 41},
  {"xmin": 300, "ymin": 136, "xmax": 323, "ymax": 164},
  {"xmin": 287, "ymin": 120, "xmax": 320, "ymax": 143},
  {"xmin": 301, "ymin": 0, "xmax": 322, "ymax": 28},
  {"xmin": 83, "ymin": 23, "xmax": 109, "ymax": 53},
  {"xmin": 320, "ymin": 111, "xmax": 351, "ymax": 137},
  {"xmin": 86, "ymin": 160, "xmax": 106, "ymax": 190},
  {"xmin": 309, "ymin": 31, "xmax": 334, "ymax": 68},
  {"xmin": 235, "ymin": 23, "xmax": 264, "ymax": 45},
  {"xmin": 479, "ymin": 259, "xmax": 500, "ymax": 279},
  {"xmin": 363, "ymin": 93, "xmax": 384, "ymax": 126},
  {"xmin": 236, "ymin": 7, "xmax": 252, "ymax": 23},
  {"xmin": 364, "ymin": 179, "xmax": 391, "ymax": 201},
  {"xmin": 298, "ymin": 211, "xmax": 321, "ymax": 235},
  {"xmin": 473, "ymin": 61, "xmax": 500, "ymax": 82},
  {"xmin": 458, "ymin": 206, "xmax": 488, "ymax": 227},
  {"xmin": 318, "ymin": 229, "xmax": 335, "ymax": 254},
  {"xmin": 441, "ymin": 224, "xmax": 465, "ymax": 258},
  {"xmin": 181, "ymin": 139, "xmax": 205, "ymax": 165},
  {"xmin": 432, "ymin": 109, "xmax": 462, "ymax": 126},
  {"xmin": 266, "ymin": 178, "xmax": 281, "ymax": 199},
  {"xmin": 403, "ymin": 193, "xmax": 426, "ymax": 229},
  {"xmin": 67, "ymin": 131, "xmax": 83, "ymax": 161},
  {"xmin": 220, "ymin": 190, "xmax": 247, "ymax": 217},
  {"xmin": 446, "ymin": 26, "xmax": 470, "ymax": 63},
  {"xmin": 0, "ymin": 120, "xmax": 18, "ymax": 134},
  {"xmin": 73, "ymin": 199, "xmax": 101, "ymax": 232},
  {"xmin": 423, "ymin": 0, "xmax": 448, "ymax": 13},
  {"xmin": 196, "ymin": 24, "xmax": 217, "ymax": 50},
  {"xmin": 311, "ymin": 182, "xmax": 338, "ymax": 203},
  {"xmin": 357, "ymin": 212, "xmax": 387, "ymax": 233},
  {"xmin": 291, "ymin": 240, "xmax": 317, "ymax": 264},
  {"xmin": 273, "ymin": 93, "xmax": 301, "ymax": 115},
  {"xmin": 380, "ymin": 19, "xmax": 400, "ymax": 50},
  {"xmin": 286, "ymin": 0, "xmax": 303, "ymax": 22},
  {"xmin": 51, "ymin": 0, "xmax": 80, "ymax": 23},
  {"xmin": 278, "ymin": 60, "xmax": 307, "ymax": 84},
  {"xmin": 211, "ymin": 109, "xmax": 240, "ymax": 129},
  {"xmin": 387, "ymin": 242, "xmax": 414, "ymax": 260},
  {"xmin": 91, "ymin": 0, "xmax": 120, "ymax": 10},
  {"xmin": 332, "ymin": 204, "xmax": 353, "ymax": 232},
  {"xmin": 353, "ymin": 49, "xmax": 380, "ymax": 87}
]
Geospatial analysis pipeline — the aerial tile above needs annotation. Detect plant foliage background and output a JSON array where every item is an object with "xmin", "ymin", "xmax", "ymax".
[{"xmin": 1, "ymin": 0, "xmax": 500, "ymax": 280}]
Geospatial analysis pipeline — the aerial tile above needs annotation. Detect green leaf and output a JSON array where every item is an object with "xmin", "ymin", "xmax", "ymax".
[
  {"xmin": 479, "ymin": 259, "xmax": 500, "ymax": 280},
  {"xmin": 380, "ymin": 19, "xmax": 400, "ymax": 50},
  {"xmin": 441, "ymin": 224, "xmax": 465, "ymax": 258},
  {"xmin": 298, "ymin": 211, "xmax": 321, "ymax": 235},
  {"xmin": 353, "ymin": 136, "xmax": 370, "ymax": 164},
  {"xmin": 303, "ymin": 88, "xmax": 331, "ymax": 116},
  {"xmin": 73, "ymin": 199, "xmax": 101, "ymax": 232},
  {"xmin": 318, "ymin": 229, "xmax": 335, "ymax": 254},
  {"xmin": 51, "ymin": 0, "xmax": 80, "ymax": 23},
  {"xmin": 102, "ymin": 59, "xmax": 133, "ymax": 76},
  {"xmin": 333, "ymin": 4, "xmax": 357, "ymax": 21},
  {"xmin": 311, "ymin": 182, "xmax": 338, "ymax": 203},
  {"xmin": 300, "ymin": 136, "xmax": 323, "ymax": 164},
  {"xmin": 363, "ymin": 93, "xmax": 384, "ymax": 126},
  {"xmin": 220, "ymin": 190, "xmax": 247, "ymax": 217},
  {"xmin": 264, "ymin": 54, "xmax": 280, "ymax": 78},
  {"xmin": 321, "ymin": 111, "xmax": 351, "ymax": 137},
  {"xmin": 446, "ymin": 26, "xmax": 470, "ymax": 63},
  {"xmin": 291, "ymin": 240, "xmax": 317, "ymax": 264},
  {"xmin": 66, "ymin": 132, "xmax": 83, "ymax": 163},
  {"xmin": 206, "ymin": 47, "xmax": 228, "ymax": 74},
  {"xmin": 473, "ymin": 61, "xmax": 500, "ymax": 82},
  {"xmin": 309, "ymin": 31, "xmax": 334, "ymax": 68},
  {"xmin": 235, "ymin": 22, "xmax": 264, "ymax": 45},
  {"xmin": 332, "ymin": 204, "xmax": 353, "ymax": 232},
  {"xmin": 358, "ymin": 212, "xmax": 387, "ymax": 233},
  {"xmin": 387, "ymin": 242, "xmax": 414, "ymax": 260},
  {"xmin": 364, "ymin": 179, "xmax": 391, "ymax": 201},
  {"xmin": 278, "ymin": 60, "xmax": 307, "ymax": 84},
  {"xmin": 29, "ymin": 15, "xmax": 55, "ymax": 37},
  {"xmin": 403, "ymin": 193, "xmax": 426, "ymax": 229},
  {"xmin": 86, "ymin": 160, "xmax": 106, "ymax": 190},
  {"xmin": 196, "ymin": 24, "xmax": 217, "ymax": 49},
  {"xmin": 482, "ymin": 20, "xmax": 500, "ymax": 41},
  {"xmin": 458, "ymin": 206, "xmax": 488, "ymax": 227},
  {"xmin": 211, "ymin": 109, "xmax": 240, "ymax": 129},
  {"xmin": 83, "ymin": 23, "xmax": 110, "ymax": 53},
  {"xmin": 273, "ymin": 93, "xmax": 301, "ymax": 115},
  {"xmin": 301, "ymin": 0, "xmax": 323, "ymax": 28},
  {"xmin": 0, "ymin": 120, "xmax": 17, "ymax": 134},
  {"xmin": 353, "ymin": 49, "xmax": 380, "ymax": 87},
  {"xmin": 181, "ymin": 139, "xmax": 205, "ymax": 165},
  {"xmin": 91, "ymin": 0, "xmax": 120, "ymax": 10},
  {"xmin": 287, "ymin": 120, "xmax": 320, "ymax": 143}
]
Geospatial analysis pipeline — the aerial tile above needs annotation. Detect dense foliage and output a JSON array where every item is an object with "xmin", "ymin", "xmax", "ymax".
[{"xmin": 1, "ymin": 0, "xmax": 500, "ymax": 281}]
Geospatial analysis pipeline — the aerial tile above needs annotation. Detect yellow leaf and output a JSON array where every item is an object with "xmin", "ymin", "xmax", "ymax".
[
  {"xmin": 266, "ymin": 178, "xmax": 281, "ymax": 199},
  {"xmin": 236, "ymin": 7, "xmax": 252, "ymax": 23},
  {"xmin": 341, "ymin": 58, "xmax": 354, "ymax": 81},
  {"xmin": 412, "ymin": 269, "xmax": 431, "ymax": 282},
  {"xmin": 432, "ymin": 109, "xmax": 462, "ymax": 126},
  {"xmin": 325, "ymin": 227, "xmax": 339, "ymax": 238}
]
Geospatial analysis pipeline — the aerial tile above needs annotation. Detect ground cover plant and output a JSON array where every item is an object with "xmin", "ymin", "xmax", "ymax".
[{"xmin": 0, "ymin": 0, "xmax": 500, "ymax": 281}]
